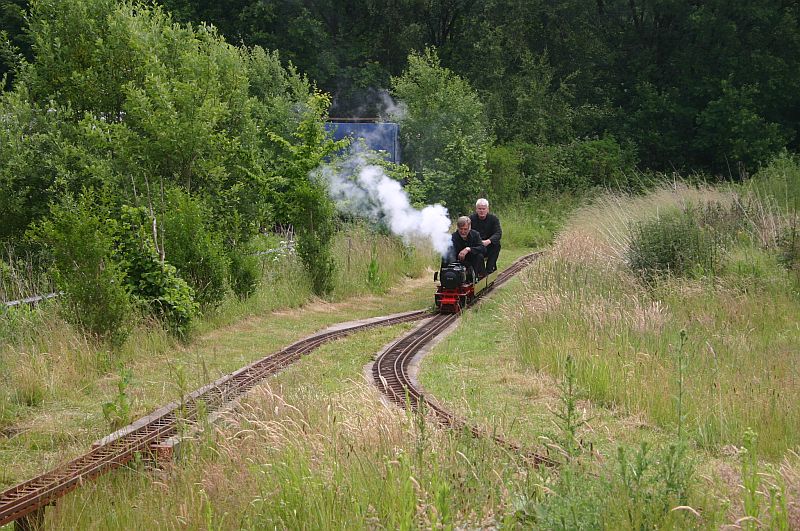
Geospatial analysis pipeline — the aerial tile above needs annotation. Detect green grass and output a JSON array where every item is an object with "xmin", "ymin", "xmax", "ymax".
[
  {"xmin": 744, "ymin": 151, "xmax": 800, "ymax": 212},
  {"xmin": 40, "ymin": 246, "xmax": 735, "ymax": 530},
  {"xmin": 42, "ymin": 324, "xmax": 543, "ymax": 529},
  {"xmin": 491, "ymin": 185, "xmax": 800, "ymax": 459},
  {"xmin": 0, "ymin": 224, "xmax": 437, "ymax": 488},
  {"xmin": 495, "ymin": 193, "xmax": 580, "ymax": 249}
]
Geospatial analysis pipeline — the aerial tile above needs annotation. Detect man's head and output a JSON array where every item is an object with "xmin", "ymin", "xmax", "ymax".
[
  {"xmin": 475, "ymin": 198, "xmax": 489, "ymax": 220},
  {"xmin": 457, "ymin": 216, "xmax": 471, "ymax": 238}
]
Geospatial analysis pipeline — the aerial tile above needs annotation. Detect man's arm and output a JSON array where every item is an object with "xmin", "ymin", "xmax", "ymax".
[
  {"xmin": 488, "ymin": 215, "xmax": 502, "ymax": 245},
  {"xmin": 468, "ymin": 231, "xmax": 486, "ymax": 255}
]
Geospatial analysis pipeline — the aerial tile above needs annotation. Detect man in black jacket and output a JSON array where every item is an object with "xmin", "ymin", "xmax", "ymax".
[
  {"xmin": 469, "ymin": 198, "xmax": 502, "ymax": 273},
  {"xmin": 450, "ymin": 216, "xmax": 486, "ymax": 278}
]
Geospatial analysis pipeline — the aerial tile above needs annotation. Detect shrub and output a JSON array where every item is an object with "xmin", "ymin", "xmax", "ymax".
[
  {"xmin": 163, "ymin": 189, "xmax": 229, "ymax": 308},
  {"xmin": 228, "ymin": 246, "xmax": 261, "ymax": 299},
  {"xmin": 486, "ymin": 144, "xmax": 523, "ymax": 206},
  {"xmin": 519, "ymin": 137, "xmax": 637, "ymax": 194},
  {"xmin": 627, "ymin": 207, "xmax": 720, "ymax": 280},
  {"xmin": 117, "ymin": 205, "xmax": 198, "ymax": 337},
  {"xmin": 520, "ymin": 143, "xmax": 586, "ymax": 193},
  {"xmin": 35, "ymin": 193, "xmax": 134, "ymax": 345},
  {"xmin": 296, "ymin": 228, "xmax": 336, "ymax": 296},
  {"xmin": 568, "ymin": 136, "xmax": 637, "ymax": 189}
]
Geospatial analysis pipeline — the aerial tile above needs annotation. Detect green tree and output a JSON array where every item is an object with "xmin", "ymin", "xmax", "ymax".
[
  {"xmin": 269, "ymin": 92, "xmax": 344, "ymax": 295},
  {"xmin": 1, "ymin": 0, "xmax": 317, "ymax": 247},
  {"xmin": 695, "ymin": 82, "xmax": 788, "ymax": 174},
  {"xmin": 392, "ymin": 48, "xmax": 491, "ymax": 214}
]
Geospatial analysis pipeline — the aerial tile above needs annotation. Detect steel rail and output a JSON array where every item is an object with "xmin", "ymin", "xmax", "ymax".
[
  {"xmin": 0, "ymin": 309, "xmax": 428, "ymax": 527},
  {"xmin": 373, "ymin": 252, "xmax": 557, "ymax": 466}
]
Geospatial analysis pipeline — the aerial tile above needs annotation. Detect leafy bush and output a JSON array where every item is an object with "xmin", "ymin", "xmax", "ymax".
[
  {"xmin": 117, "ymin": 206, "xmax": 198, "ymax": 337},
  {"xmin": 228, "ymin": 247, "xmax": 261, "ymax": 299},
  {"xmin": 35, "ymin": 193, "xmax": 134, "ymax": 345},
  {"xmin": 521, "ymin": 143, "xmax": 587, "ymax": 193},
  {"xmin": 519, "ymin": 137, "xmax": 637, "ymax": 194},
  {"xmin": 568, "ymin": 136, "xmax": 637, "ymax": 189},
  {"xmin": 296, "ymin": 227, "xmax": 336, "ymax": 296},
  {"xmin": 486, "ymin": 144, "xmax": 523, "ymax": 206},
  {"xmin": 627, "ymin": 207, "xmax": 721, "ymax": 280},
  {"xmin": 163, "ymin": 189, "xmax": 229, "ymax": 308}
]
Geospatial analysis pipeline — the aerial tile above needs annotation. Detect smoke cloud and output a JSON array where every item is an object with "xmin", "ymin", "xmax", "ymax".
[
  {"xmin": 377, "ymin": 88, "xmax": 407, "ymax": 121},
  {"xmin": 316, "ymin": 154, "xmax": 452, "ymax": 257}
]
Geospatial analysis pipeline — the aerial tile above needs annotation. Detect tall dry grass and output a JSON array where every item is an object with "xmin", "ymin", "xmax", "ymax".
[
  {"xmin": 506, "ymin": 183, "xmax": 800, "ymax": 457},
  {"xmin": 47, "ymin": 383, "xmax": 536, "ymax": 529}
]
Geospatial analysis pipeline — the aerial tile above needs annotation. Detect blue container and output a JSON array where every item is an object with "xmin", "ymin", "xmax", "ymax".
[{"xmin": 324, "ymin": 121, "xmax": 401, "ymax": 164}]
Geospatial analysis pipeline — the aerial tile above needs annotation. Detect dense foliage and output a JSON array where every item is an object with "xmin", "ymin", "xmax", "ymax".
[
  {"xmin": 82, "ymin": 0, "xmax": 800, "ymax": 175},
  {"xmin": 6, "ymin": 0, "xmax": 799, "ymax": 174},
  {"xmin": 1, "ymin": 0, "xmax": 338, "ymax": 340}
]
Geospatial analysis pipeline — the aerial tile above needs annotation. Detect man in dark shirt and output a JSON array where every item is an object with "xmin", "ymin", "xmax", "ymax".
[
  {"xmin": 469, "ymin": 198, "xmax": 502, "ymax": 273},
  {"xmin": 450, "ymin": 216, "xmax": 486, "ymax": 278}
]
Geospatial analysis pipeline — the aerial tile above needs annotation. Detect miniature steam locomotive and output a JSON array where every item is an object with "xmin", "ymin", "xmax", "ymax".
[{"xmin": 434, "ymin": 262, "xmax": 498, "ymax": 313}]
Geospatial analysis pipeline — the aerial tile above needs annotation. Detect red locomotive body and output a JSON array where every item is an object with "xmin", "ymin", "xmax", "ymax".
[{"xmin": 434, "ymin": 262, "xmax": 497, "ymax": 313}]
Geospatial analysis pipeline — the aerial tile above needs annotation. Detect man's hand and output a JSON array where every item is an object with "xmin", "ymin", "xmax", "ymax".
[
  {"xmin": 458, "ymin": 247, "xmax": 470, "ymax": 260},
  {"xmin": 482, "ymin": 239, "xmax": 491, "ymax": 246}
]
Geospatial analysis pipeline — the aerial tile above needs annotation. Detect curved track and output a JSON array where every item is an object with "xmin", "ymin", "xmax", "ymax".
[
  {"xmin": 373, "ymin": 253, "xmax": 557, "ymax": 466},
  {"xmin": 0, "ymin": 310, "xmax": 427, "ymax": 527}
]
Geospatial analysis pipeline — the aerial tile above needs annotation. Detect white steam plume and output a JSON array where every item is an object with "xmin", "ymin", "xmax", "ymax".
[
  {"xmin": 377, "ymin": 89, "xmax": 407, "ymax": 121},
  {"xmin": 317, "ymin": 155, "xmax": 452, "ymax": 256}
]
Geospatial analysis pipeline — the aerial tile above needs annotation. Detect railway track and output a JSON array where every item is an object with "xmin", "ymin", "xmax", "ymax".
[
  {"xmin": 373, "ymin": 252, "xmax": 557, "ymax": 466},
  {"xmin": 0, "ymin": 310, "xmax": 427, "ymax": 528}
]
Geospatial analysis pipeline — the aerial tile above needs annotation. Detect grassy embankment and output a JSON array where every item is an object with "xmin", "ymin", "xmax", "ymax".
[{"xmin": 0, "ymin": 224, "xmax": 437, "ymax": 488}]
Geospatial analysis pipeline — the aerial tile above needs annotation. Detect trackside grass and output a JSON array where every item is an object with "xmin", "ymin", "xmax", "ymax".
[
  {"xmin": 419, "ymin": 180, "xmax": 800, "ymax": 527},
  {"xmin": 43, "ymin": 251, "xmax": 736, "ymax": 530},
  {"xmin": 0, "ymin": 227, "xmax": 436, "ymax": 488},
  {"xmin": 41, "ymin": 325, "xmax": 541, "ymax": 529}
]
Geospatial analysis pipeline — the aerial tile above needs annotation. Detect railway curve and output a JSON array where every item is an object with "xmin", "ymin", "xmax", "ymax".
[{"xmin": 372, "ymin": 252, "xmax": 557, "ymax": 466}]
